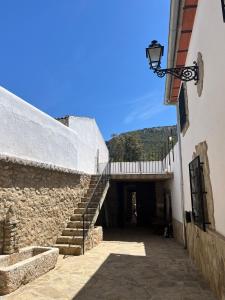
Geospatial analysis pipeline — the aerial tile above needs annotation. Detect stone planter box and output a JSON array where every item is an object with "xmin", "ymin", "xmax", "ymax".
[{"xmin": 0, "ymin": 246, "xmax": 59, "ymax": 295}]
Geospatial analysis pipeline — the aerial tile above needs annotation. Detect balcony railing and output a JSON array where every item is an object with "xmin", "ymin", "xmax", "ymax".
[
  {"xmin": 98, "ymin": 147, "xmax": 175, "ymax": 175},
  {"xmin": 110, "ymin": 161, "xmax": 163, "ymax": 174}
]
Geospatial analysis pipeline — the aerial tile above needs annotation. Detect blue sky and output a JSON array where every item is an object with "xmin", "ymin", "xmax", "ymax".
[{"xmin": 0, "ymin": 0, "xmax": 176, "ymax": 140}]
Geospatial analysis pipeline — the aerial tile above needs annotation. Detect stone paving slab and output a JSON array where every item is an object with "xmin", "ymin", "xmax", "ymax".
[{"xmin": 3, "ymin": 228, "xmax": 217, "ymax": 300}]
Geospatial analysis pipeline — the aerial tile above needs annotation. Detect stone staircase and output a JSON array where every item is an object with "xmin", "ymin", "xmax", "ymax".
[{"xmin": 54, "ymin": 175, "xmax": 109, "ymax": 255}]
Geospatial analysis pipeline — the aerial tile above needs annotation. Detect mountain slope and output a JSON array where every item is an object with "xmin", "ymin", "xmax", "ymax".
[{"xmin": 107, "ymin": 125, "xmax": 177, "ymax": 161}]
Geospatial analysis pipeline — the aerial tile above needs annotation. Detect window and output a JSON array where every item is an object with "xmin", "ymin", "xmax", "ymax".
[
  {"xmin": 222, "ymin": 0, "xmax": 225, "ymax": 22},
  {"xmin": 178, "ymin": 84, "xmax": 188, "ymax": 132},
  {"xmin": 189, "ymin": 156, "xmax": 208, "ymax": 231}
]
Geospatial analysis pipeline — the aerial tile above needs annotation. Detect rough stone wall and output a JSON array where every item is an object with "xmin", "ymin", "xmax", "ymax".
[
  {"xmin": 3, "ymin": 205, "xmax": 19, "ymax": 254},
  {"xmin": 85, "ymin": 226, "xmax": 103, "ymax": 252},
  {"xmin": 0, "ymin": 157, "xmax": 91, "ymax": 254},
  {"xmin": 0, "ymin": 220, "xmax": 3, "ymax": 254},
  {"xmin": 187, "ymin": 223, "xmax": 225, "ymax": 300}
]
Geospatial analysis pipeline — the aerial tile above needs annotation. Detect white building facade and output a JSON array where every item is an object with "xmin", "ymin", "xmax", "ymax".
[
  {"xmin": 0, "ymin": 87, "xmax": 109, "ymax": 174},
  {"xmin": 165, "ymin": 1, "xmax": 225, "ymax": 298}
]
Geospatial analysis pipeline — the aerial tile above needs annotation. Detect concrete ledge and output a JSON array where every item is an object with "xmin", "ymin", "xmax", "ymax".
[
  {"xmin": 0, "ymin": 246, "xmax": 59, "ymax": 295},
  {"xmin": 110, "ymin": 173, "xmax": 173, "ymax": 181}
]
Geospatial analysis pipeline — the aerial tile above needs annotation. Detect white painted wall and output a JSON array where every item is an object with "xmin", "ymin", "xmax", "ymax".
[
  {"xmin": 180, "ymin": 0, "xmax": 225, "ymax": 236},
  {"xmin": 164, "ymin": 143, "xmax": 183, "ymax": 223},
  {"xmin": 0, "ymin": 87, "xmax": 108, "ymax": 174},
  {"xmin": 68, "ymin": 116, "xmax": 109, "ymax": 173}
]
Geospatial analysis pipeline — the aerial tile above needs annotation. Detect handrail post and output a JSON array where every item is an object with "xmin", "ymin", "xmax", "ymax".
[
  {"xmin": 139, "ymin": 161, "xmax": 141, "ymax": 174},
  {"xmin": 82, "ymin": 214, "xmax": 85, "ymax": 255},
  {"xmin": 161, "ymin": 149, "xmax": 164, "ymax": 172}
]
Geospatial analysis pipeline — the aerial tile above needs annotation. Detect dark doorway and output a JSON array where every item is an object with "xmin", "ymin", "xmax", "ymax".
[
  {"xmin": 163, "ymin": 190, "xmax": 173, "ymax": 237},
  {"xmin": 123, "ymin": 186, "xmax": 137, "ymax": 227},
  {"xmin": 97, "ymin": 181, "xmax": 158, "ymax": 229},
  {"xmin": 115, "ymin": 181, "xmax": 156, "ymax": 228},
  {"xmin": 136, "ymin": 182, "xmax": 156, "ymax": 227}
]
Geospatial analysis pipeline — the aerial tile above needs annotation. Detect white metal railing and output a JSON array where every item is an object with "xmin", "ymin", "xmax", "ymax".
[
  {"xmin": 109, "ymin": 161, "xmax": 163, "ymax": 174},
  {"xmin": 98, "ymin": 144, "xmax": 177, "ymax": 175}
]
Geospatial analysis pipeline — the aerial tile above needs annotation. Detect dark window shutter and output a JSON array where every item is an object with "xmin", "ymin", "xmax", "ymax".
[
  {"xmin": 189, "ymin": 156, "xmax": 207, "ymax": 231},
  {"xmin": 178, "ymin": 84, "xmax": 186, "ymax": 131},
  {"xmin": 222, "ymin": 0, "xmax": 225, "ymax": 22}
]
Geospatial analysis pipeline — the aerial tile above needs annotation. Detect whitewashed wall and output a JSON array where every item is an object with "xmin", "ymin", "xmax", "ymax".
[
  {"xmin": 180, "ymin": 0, "xmax": 225, "ymax": 236},
  {"xmin": 68, "ymin": 116, "xmax": 109, "ymax": 173},
  {"xmin": 164, "ymin": 143, "xmax": 183, "ymax": 223},
  {"xmin": 0, "ymin": 87, "xmax": 108, "ymax": 174}
]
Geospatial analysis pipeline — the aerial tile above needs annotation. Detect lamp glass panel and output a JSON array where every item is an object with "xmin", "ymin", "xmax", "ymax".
[
  {"xmin": 148, "ymin": 47, "xmax": 162, "ymax": 68},
  {"xmin": 149, "ymin": 47, "xmax": 161, "ymax": 61},
  {"xmin": 151, "ymin": 61, "xmax": 158, "ymax": 68}
]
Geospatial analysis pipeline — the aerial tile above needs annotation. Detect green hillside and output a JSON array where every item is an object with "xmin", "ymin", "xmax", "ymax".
[{"xmin": 107, "ymin": 125, "xmax": 177, "ymax": 161}]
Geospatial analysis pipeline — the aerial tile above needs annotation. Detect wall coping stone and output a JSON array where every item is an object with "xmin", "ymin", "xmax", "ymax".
[{"xmin": 0, "ymin": 153, "xmax": 87, "ymax": 176}]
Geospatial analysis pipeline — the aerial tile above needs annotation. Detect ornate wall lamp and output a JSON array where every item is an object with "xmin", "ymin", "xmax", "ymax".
[{"xmin": 146, "ymin": 40, "xmax": 199, "ymax": 83}]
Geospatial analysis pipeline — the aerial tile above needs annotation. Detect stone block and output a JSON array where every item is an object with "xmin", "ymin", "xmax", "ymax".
[
  {"xmin": 187, "ymin": 223, "xmax": 225, "ymax": 299},
  {"xmin": 0, "ymin": 246, "xmax": 59, "ymax": 295}
]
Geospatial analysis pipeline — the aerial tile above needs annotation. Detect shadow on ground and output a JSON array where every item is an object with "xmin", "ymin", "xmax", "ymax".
[{"xmin": 73, "ymin": 228, "xmax": 216, "ymax": 300}]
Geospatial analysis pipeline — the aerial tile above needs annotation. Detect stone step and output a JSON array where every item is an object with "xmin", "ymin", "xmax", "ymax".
[
  {"xmin": 89, "ymin": 182, "xmax": 98, "ymax": 186},
  {"xmin": 80, "ymin": 197, "xmax": 101, "ymax": 204},
  {"xmin": 90, "ymin": 177, "xmax": 99, "ymax": 181},
  {"xmin": 78, "ymin": 202, "xmax": 87, "ymax": 209},
  {"xmin": 74, "ymin": 208, "xmax": 96, "ymax": 214},
  {"xmin": 62, "ymin": 228, "xmax": 87, "ymax": 236},
  {"xmin": 90, "ymin": 177, "xmax": 100, "ymax": 182},
  {"xmin": 86, "ymin": 189, "xmax": 102, "ymax": 195},
  {"xmin": 89, "ymin": 180, "xmax": 103, "ymax": 185},
  {"xmin": 78, "ymin": 202, "xmax": 99, "ymax": 209},
  {"xmin": 56, "ymin": 236, "xmax": 83, "ymax": 245},
  {"xmin": 88, "ymin": 183, "xmax": 98, "ymax": 187},
  {"xmin": 83, "ymin": 208, "xmax": 97, "ymax": 214},
  {"xmin": 70, "ymin": 214, "xmax": 94, "ymax": 221},
  {"xmin": 89, "ymin": 184, "xmax": 99, "ymax": 188},
  {"xmin": 54, "ymin": 244, "xmax": 82, "ymax": 255},
  {"xmin": 56, "ymin": 236, "xmax": 82, "ymax": 244},
  {"xmin": 79, "ymin": 198, "xmax": 89, "ymax": 204},
  {"xmin": 91, "ymin": 175, "xmax": 99, "ymax": 178},
  {"xmin": 81, "ymin": 191, "xmax": 102, "ymax": 199},
  {"xmin": 67, "ymin": 221, "xmax": 90, "ymax": 228},
  {"xmin": 85, "ymin": 192, "xmax": 103, "ymax": 199}
]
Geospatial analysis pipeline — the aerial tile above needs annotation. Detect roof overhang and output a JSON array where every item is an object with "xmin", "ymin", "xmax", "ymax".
[{"xmin": 164, "ymin": 0, "xmax": 198, "ymax": 105}]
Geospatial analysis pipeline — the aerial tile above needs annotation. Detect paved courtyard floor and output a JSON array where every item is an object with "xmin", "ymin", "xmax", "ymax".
[{"xmin": 4, "ymin": 228, "xmax": 216, "ymax": 300}]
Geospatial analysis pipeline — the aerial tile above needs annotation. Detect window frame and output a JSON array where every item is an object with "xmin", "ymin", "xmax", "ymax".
[
  {"xmin": 189, "ymin": 156, "xmax": 207, "ymax": 231},
  {"xmin": 222, "ymin": 0, "xmax": 225, "ymax": 22}
]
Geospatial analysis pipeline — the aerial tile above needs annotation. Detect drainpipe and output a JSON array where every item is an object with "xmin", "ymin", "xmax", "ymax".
[{"xmin": 176, "ymin": 105, "xmax": 187, "ymax": 249}]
